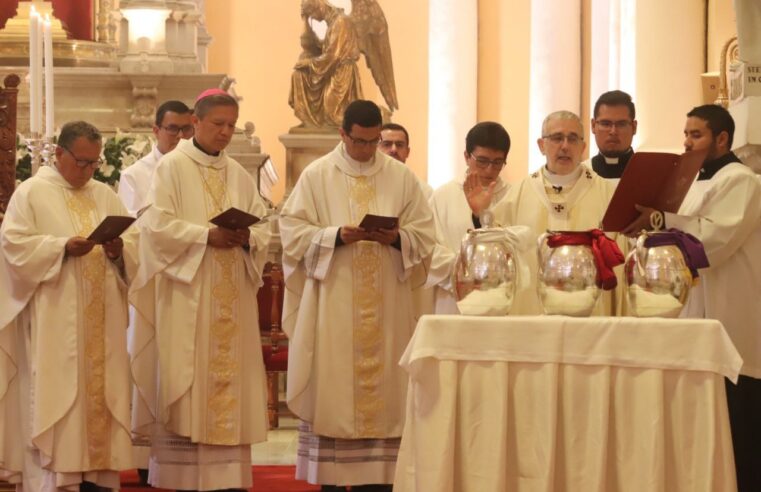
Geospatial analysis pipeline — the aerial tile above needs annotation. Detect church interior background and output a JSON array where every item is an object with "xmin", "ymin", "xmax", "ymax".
[{"xmin": 0, "ymin": 0, "xmax": 759, "ymax": 482}]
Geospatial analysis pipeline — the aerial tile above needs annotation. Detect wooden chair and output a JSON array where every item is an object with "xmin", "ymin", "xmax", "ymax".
[
  {"xmin": 257, "ymin": 261, "xmax": 287, "ymax": 429},
  {"xmin": 0, "ymin": 74, "xmax": 20, "ymax": 225}
]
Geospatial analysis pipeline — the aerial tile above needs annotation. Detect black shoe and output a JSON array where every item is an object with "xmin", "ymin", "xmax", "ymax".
[{"xmin": 351, "ymin": 486, "xmax": 392, "ymax": 492}]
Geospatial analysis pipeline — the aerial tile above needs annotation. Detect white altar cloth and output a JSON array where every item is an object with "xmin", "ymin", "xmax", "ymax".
[{"xmin": 394, "ymin": 315, "xmax": 742, "ymax": 492}]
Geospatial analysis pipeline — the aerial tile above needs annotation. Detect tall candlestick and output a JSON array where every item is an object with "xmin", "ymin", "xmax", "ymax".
[
  {"xmin": 28, "ymin": 7, "xmax": 39, "ymax": 134},
  {"xmin": 44, "ymin": 15, "xmax": 54, "ymax": 139}
]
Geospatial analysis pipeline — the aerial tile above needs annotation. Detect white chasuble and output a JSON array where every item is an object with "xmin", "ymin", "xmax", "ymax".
[
  {"xmin": 0, "ymin": 166, "xmax": 133, "ymax": 488},
  {"xmin": 118, "ymin": 146, "xmax": 163, "ymax": 217},
  {"xmin": 280, "ymin": 144, "xmax": 435, "ymax": 439},
  {"xmin": 427, "ymin": 178, "xmax": 509, "ymax": 314},
  {"xmin": 667, "ymin": 163, "xmax": 761, "ymax": 378},
  {"xmin": 493, "ymin": 167, "xmax": 622, "ymax": 316},
  {"xmin": 132, "ymin": 138, "xmax": 269, "ymax": 447}
]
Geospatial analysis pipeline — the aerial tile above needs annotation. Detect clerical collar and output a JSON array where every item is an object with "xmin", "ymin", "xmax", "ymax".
[
  {"xmin": 591, "ymin": 148, "xmax": 633, "ymax": 179},
  {"xmin": 542, "ymin": 164, "xmax": 582, "ymax": 191},
  {"xmin": 193, "ymin": 138, "xmax": 220, "ymax": 157},
  {"xmin": 698, "ymin": 151, "xmax": 740, "ymax": 181}
]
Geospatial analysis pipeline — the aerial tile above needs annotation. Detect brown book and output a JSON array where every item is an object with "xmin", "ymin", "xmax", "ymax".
[
  {"xmin": 602, "ymin": 150, "xmax": 707, "ymax": 231},
  {"xmin": 87, "ymin": 216, "xmax": 136, "ymax": 244},
  {"xmin": 359, "ymin": 214, "xmax": 399, "ymax": 231},
  {"xmin": 210, "ymin": 207, "xmax": 261, "ymax": 230}
]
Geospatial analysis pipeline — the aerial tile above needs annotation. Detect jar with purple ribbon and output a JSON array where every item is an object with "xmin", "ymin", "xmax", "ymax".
[{"xmin": 625, "ymin": 229, "xmax": 709, "ymax": 317}]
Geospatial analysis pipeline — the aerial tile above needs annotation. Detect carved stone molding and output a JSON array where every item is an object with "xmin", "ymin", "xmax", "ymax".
[
  {"xmin": 129, "ymin": 78, "xmax": 161, "ymax": 128},
  {"xmin": 0, "ymin": 74, "xmax": 20, "ymax": 221}
]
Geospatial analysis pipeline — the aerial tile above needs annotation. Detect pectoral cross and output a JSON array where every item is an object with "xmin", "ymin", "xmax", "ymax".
[{"xmin": 553, "ymin": 204, "xmax": 565, "ymax": 213}]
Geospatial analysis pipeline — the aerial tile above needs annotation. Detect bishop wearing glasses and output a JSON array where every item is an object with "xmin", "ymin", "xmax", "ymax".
[
  {"xmin": 493, "ymin": 110, "xmax": 620, "ymax": 316},
  {"xmin": 0, "ymin": 121, "xmax": 135, "ymax": 490}
]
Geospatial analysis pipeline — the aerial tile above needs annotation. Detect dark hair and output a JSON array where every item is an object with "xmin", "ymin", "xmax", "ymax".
[
  {"xmin": 155, "ymin": 100, "xmax": 191, "ymax": 127},
  {"xmin": 465, "ymin": 121, "xmax": 511, "ymax": 155},
  {"xmin": 342, "ymin": 100, "xmax": 382, "ymax": 133},
  {"xmin": 381, "ymin": 122, "xmax": 409, "ymax": 145},
  {"xmin": 194, "ymin": 93, "xmax": 239, "ymax": 119},
  {"xmin": 687, "ymin": 104, "xmax": 735, "ymax": 149},
  {"xmin": 58, "ymin": 121, "xmax": 102, "ymax": 150},
  {"xmin": 593, "ymin": 90, "xmax": 636, "ymax": 119}
]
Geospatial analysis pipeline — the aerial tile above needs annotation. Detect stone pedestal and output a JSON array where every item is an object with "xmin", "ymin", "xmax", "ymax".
[{"xmin": 278, "ymin": 129, "xmax": 340, "ymax": 198}]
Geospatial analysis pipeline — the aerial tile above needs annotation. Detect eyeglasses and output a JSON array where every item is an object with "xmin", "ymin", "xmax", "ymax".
[
  {"xmin": 542, "ymin": 133, "xmax": 584, "ymax": 146},
  {"xmin": 594, "ymin": 119, "xmax": 633, "ymax": 130},
  {"xmin": 161, "ymin": 124, "xmax": 195, "ymax": 136},
  {"xmin": 62, "ymin": 147, "xmax": 103, "ymax": 169},
  {"xmin": 347, "ymin": 135, "xmax": 381, "ymax": 147},
  {"xmin": 469, "ymin": 154, "xmax": 506, "ymax": 169},
  {"xmin": 379, "ymin": 139, "xmax": 408, "ymax": 150}
]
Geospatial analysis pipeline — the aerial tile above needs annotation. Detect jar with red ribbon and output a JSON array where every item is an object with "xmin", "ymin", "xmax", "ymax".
[{"xmin": 537, "ymin": 230, "xmax": 624, "ymax": 317}]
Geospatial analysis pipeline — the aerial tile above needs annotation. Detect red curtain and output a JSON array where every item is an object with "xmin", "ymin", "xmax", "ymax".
[
  {"xmin": 51, "ymin": 0, "xmax": 94, "ymax": 41},
  {"xmin": 0, "ymin": 1, "xmax": 94, "ymax": 41}
]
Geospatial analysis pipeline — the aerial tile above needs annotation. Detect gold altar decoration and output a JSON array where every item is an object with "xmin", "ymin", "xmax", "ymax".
[
  {"xmin": 290, "ymin": 0, "xmax": 399, "ymax": 128},
  {"xmin": 0, "ymin": 1, "xmax": 116, "ymax": 68}
]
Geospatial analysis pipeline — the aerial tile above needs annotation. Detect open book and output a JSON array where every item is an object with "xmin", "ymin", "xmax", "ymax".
[{"xmin": 602, "ymin": 150, "xmax": 707, "ymax": 231}]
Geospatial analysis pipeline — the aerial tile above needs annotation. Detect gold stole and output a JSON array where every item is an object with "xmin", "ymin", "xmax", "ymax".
[
  {"xmin": 348, "ymin": 175, "xmax": 384, "ymax": 437},
  {"xmin": 65, "ymin": 189, "xmax": 109, "ymax": 468},
  {"xmin": 199, "ymin": 165, "xmax": 241, "ymax": 445}
]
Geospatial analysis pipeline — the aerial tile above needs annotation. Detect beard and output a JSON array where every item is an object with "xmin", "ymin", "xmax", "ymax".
[{"xmin": 600, "ymin": 147, "xmax": 631, "ymax": 159}]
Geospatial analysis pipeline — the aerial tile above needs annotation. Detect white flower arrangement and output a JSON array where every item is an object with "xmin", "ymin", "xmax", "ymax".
[{"xmin": 16, "ymin": 130, "xmax": 154, "ymax": 187}]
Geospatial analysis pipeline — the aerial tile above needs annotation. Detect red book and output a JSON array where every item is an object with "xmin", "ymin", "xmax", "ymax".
[{"xmin": 602, "ymin": 150, "xmax": 707, "ymax": 231}]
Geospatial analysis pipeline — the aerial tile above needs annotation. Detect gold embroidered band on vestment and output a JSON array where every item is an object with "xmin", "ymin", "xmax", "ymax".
[
  {"xmin": 348, "ymin": 175, "xmax": 384, "ymax": 438},
  {"xmin": 200, "ymin": 165, "xmax": 242, "ymax": 445},
  {"xmin": 65, "ymin": 189, "xmax": 110, "ymax": 469}
]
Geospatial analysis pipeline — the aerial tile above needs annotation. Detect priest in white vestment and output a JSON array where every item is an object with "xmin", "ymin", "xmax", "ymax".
[
  {"xmin": 280, "ymin": 100, "xmax": 435, "ymax": 492},
  {"xmin": 427, "ymin": 121, "xmax": 512, "ymax": 314},
  {"xmin": 623, "ymin": 104, "xmax": 761, "ymax": 491},
  {"xmin": 117, "ymin": 99, "xmax": 193, "ymax": 479},
  {"xmin": 494, "ymin": 111, "xmax": 622, "ymax": 316},
  {"xmin": 0, "ymin": 121, "xmax": 134, "ymax": 491},
  {"xmin": 131, "ymin": 90, "xmax": 270, "ymax": 491}
]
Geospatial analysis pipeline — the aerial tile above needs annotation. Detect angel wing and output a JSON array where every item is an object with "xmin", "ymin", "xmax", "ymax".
[{"xmin": 350, "ymin": 0, "xmax": 399, "ymax": 111}]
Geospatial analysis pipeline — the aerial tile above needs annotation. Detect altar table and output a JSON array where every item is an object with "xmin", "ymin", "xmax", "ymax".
[{"xmin": 393, "ymin": 315, "xmax": 742, "ymax": 492}]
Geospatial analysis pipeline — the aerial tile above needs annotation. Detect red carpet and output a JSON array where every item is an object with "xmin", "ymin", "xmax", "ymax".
[{"xmin": 120, "ymin": 467, "xmax": 321, "ymax": 492}]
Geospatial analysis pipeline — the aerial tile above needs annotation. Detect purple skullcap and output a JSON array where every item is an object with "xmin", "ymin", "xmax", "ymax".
[{"xmin": 195, "ymin": 88, "xmax": 228, "ymax": 103}]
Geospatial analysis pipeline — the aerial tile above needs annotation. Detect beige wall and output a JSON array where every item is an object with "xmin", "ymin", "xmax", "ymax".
[
  {"xmin": 205, "ymin": 1, "xmax": 429, "ymax": 204},
  {"xmin": 477, "ymin": 0, "xmax": 532, "ymax": 183},
  {"xmin": 206, "ymin": 1, "xmax": 738, "ymax": 199}
]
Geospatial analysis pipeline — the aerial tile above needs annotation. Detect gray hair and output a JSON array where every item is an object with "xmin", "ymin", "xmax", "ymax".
[
  {"xmin": 57, "ymin": 121, "xmax": 102, "ymax": 150},
  {"xmin": 194, "ymin": 93, "xmax": 239, "ymax": 119},
  {"xmin": 541, "ymin": 110, "xmax": 583, "ymax": 136}
]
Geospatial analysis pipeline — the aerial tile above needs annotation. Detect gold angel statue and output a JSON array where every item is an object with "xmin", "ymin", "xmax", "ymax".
[{"xmin": 290, "ymin": 0, "xmax": 399, "ymax": 128}]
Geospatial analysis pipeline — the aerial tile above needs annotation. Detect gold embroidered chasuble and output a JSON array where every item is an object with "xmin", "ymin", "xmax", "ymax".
[
  {"xmin": 131, "ymin": 138, "xmax": 269, "ymax": 446},
  {"xmin": 280, "ymin": 144, "xmax": 436, "ymax": 439},
  {"xmin": 493, "ymin": 165, "xmax": 625, "ymax": 316},
  {"xmin": 0, "ymin": 166, "xmax": 133, "ymax": 480}
]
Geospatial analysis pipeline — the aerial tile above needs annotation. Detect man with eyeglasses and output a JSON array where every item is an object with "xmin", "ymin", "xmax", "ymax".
[
  {"xmin": 586, "ymin": 90, "xmax": 637, "ymax": 180},
  {"xmin": 280, "ymin": 100, "xmax": 435, "ymax": 492},
  {"xmin": 426, "ymin": 121, "xmax": 512, "ymax": 314},
  {"xmin": 118, "ymin": 100, "xmax": 193, "ymax": 216},
  {"xmin": 131, "ymin": 89, "xmax": 271, "ymax": 491},
  {"xmin": 0, "ymin": 121, "xmax": 135, "ymax": 490},
  {"xmin": 494, "ymin": 110, "xmax": 619, "ymax": 316}
]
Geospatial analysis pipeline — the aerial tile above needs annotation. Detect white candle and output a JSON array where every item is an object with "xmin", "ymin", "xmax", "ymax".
[
  {"xmin": 35, "ymin": 13, "xmax": 44, "ymax": 137},
  {"xmin": 43, "ymin": 15, "xmax": 54, "ymax": 139},
  {"xmin": 28, "ymin": 7, "xmax": 39, "ymax": 134}
]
